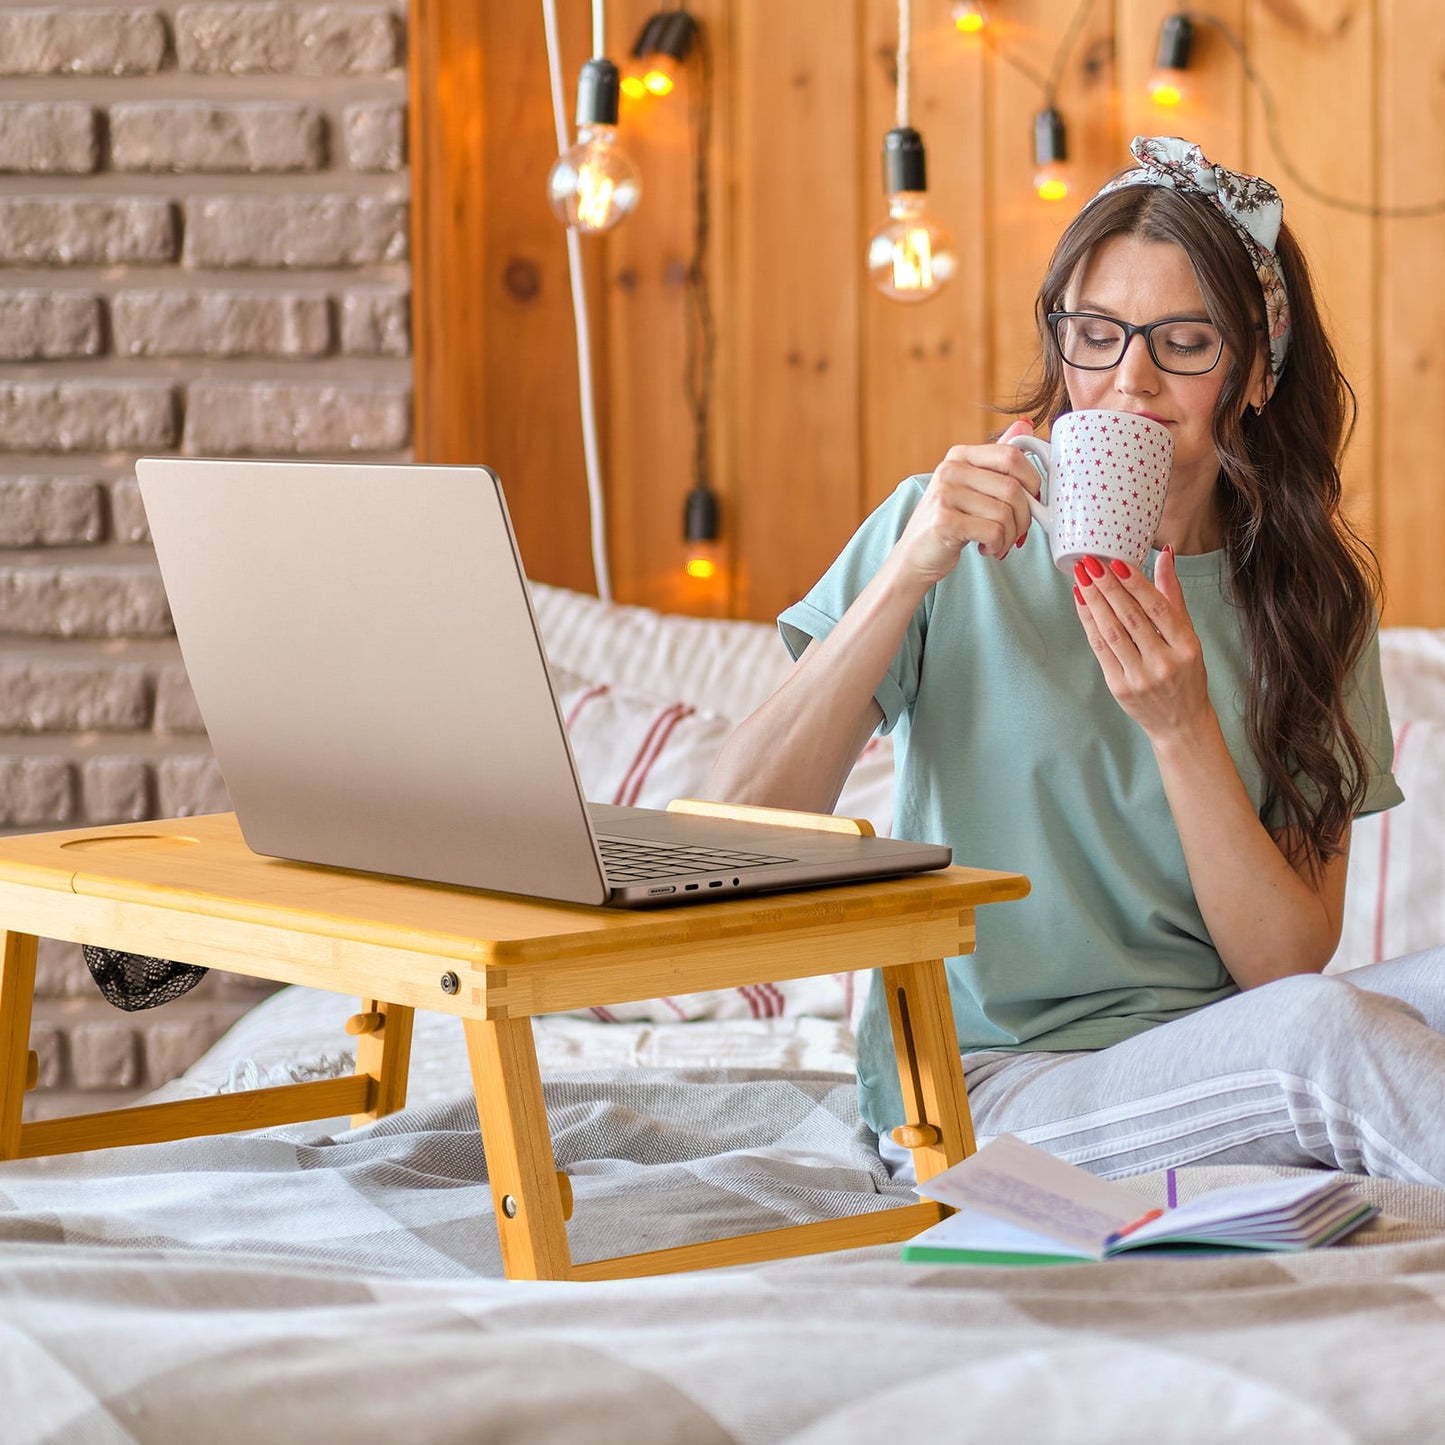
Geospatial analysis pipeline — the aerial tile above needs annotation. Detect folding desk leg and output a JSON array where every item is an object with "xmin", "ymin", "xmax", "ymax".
[
  {"xmin": 1, "ymin": 930, "xmax": 39, "ymax": 1161},
  {"xmin": 879, "ymin": 956, "xmax": 976, "ymax": 1184},
  {"xmin": 347, "ymin": 999, "xmax": 415, "ymax": 1129},
  {"xmin": 462, "ymin": 1015, "xmax": 573, "ymax": 1281}
]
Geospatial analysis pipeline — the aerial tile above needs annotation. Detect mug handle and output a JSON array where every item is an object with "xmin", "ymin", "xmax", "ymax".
[{"xmin": 1005, "ymin": 433, "xmax": 1053, "ymax": 534}]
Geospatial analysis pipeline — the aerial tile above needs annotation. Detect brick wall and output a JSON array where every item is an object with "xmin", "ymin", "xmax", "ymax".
[{"xmin": 1, "ymin": 2, "xmax": 412, "ymax": 1120}]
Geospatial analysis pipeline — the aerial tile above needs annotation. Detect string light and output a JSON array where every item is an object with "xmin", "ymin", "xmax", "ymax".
[
  {"xmin": 1032, "ymin": 107, "xmax": 1070, "ymax": 201},
  {"xmin": 1148, "ymin": 14, "xmax": 1193, "ymax": 108},
  {"xmin": 622, "ymin": 10, "xmax": 698, "ymax": 100},
  {"xmin": 546, "ymin": 3, "xmax": 641, "ymax": 234},
  {"xmin": 866, "ymin": 0, "xmax": 957, "ymax": 302}
]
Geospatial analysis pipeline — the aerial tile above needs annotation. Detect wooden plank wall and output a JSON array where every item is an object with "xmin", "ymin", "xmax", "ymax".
[{"xmin": 411, "ymin": 0, "xmax": 1445, "ymax": 626}]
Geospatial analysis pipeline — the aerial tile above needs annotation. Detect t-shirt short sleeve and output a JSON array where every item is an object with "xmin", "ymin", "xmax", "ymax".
[{"xmin": 777, "ymin": 478, "xmax": 931, "ymax": 735}]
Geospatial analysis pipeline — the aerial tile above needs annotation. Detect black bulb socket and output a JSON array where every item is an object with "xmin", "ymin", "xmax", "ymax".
[
  {"xmin": 630, "ymin": 13, "xmax": 669, "ymax": 58},
  {"xmin": 576, "ymin": 57, "xmax": 622, "ymax": 128},
  {"xmin": 1155, "ymin": 14, "xmax": 1194, "ymax": 70},
  {"xmin": 882, "ymin": 126, "xmax": 928, "ymax": 196},
  {"xmin": 684, "ymin": 484, "xmax": 720, "ymax": 543},
  {"xmin": 651, "ymin": 11, "xmax": 698, "ymax": 62},
  {"xmin": 1033, "ymin": 108, "xmax": 1067, "ymax": 166}
]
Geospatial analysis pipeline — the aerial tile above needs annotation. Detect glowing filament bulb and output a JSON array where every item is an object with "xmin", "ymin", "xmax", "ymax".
[
  {"xmin": 547, "ymin": 60, "xmax": 641, "ymax": 235},
  {"xmin": 868, "ymin": 129, "xmax": 956, "ymax": 303}
]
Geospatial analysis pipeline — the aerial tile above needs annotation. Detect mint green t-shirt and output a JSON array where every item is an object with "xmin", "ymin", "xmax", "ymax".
[{"xmin": 778, "ymin": 477, "xmax": 1404, "ymax": 1134}]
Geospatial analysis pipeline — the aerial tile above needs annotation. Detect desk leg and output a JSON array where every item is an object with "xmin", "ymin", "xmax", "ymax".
[
  {"xmin": 463, "ymin": 1016, "xmax": 573, "ymax": 1281},
  {"xmin": 879, "ymin": 956, "xmax": 976, "ymax": 1183},
  {"xmin": 1, "ymin": 930, "xmax": 39, "ymax": 1160},
  {"xmin": 349, "ymin": 999, "xmax": 415, "ymax": 1129}
]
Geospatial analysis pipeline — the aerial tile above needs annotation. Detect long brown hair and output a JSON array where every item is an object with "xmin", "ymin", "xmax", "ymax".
[{"xmin": 1017, "ymin": 184, "xmax": 1380, "ymax": 873}]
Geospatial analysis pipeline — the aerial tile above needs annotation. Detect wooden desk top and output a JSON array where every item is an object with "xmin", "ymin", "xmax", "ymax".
[{"xmin": 0, "ymin": 814, "xmax": 1030, "ymax": 969}]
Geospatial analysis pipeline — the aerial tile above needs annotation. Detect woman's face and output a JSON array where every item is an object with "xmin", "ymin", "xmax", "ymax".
[{"xmin": 1060, "ymin": 234, "xmax": 1264, "ymax": 537}]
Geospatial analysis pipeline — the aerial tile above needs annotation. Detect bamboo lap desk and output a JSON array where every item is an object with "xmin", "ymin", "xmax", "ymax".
[{"xmin": 0, "ymin": 812, "xmax": 1029, "ymax": 1281}]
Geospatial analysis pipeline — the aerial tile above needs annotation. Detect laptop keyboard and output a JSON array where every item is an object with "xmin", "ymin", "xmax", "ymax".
[{"xmin": 597, "ymin": 836, "xmax": 794, "ymax": 882}]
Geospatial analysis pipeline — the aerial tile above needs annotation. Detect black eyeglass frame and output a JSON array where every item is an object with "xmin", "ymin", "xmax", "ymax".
[{"xmin": 1046, "ymin": 310, "xmax": 1227, "ymax": 377}]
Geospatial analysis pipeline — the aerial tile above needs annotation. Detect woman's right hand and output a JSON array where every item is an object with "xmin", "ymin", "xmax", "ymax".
[{"xmin": 893, "ymin": 418, "xmax": 1043, "ymax": 585}]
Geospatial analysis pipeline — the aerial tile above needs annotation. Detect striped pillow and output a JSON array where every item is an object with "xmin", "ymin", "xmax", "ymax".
[
  {"xmin": 552, "ymin": 666, "xmax": 860, "ymax": 1021},
  {"xmin": 1328, "ymin": 720, "xmax": 1445, "ymax": 973}
]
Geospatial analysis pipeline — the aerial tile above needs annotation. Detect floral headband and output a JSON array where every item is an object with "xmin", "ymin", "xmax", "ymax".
[{"xmin": 1089, "ymin": 136, "xmax": 1292, "ymax": 379}]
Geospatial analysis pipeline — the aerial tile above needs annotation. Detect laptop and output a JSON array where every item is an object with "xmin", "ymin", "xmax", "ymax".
[{"xmin": 134, "ymin": 458, "xmax": 951, "ymax": 907}]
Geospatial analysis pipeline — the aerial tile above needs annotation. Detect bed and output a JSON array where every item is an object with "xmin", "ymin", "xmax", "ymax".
[{"xmin": 3, "ymin": 583, "xmax": 1443, "ymax": 1443}]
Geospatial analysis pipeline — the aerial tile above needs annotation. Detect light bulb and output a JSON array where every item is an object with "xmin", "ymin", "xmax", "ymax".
[
  {"xmin": 868, "ymin": 128, "xmax": 956, "ymax": 303},
  {"xmin": 548, "ymin": 126, "xmax": 641, "ymax": 233},
  {"xmin": 868, "ymin": 194, "xmax": 958, "ymax": 301},
  {"xmin": 1032, "ymin": 108, "xmax": 1070, "ymax": 203},
  {"xmin": 1034, "ymin": 162, "xmax": 1070, "ymax": 201},
  {"xmin": 684, "ymin": 544, "xmax": 720, "ymax": 581},
  {"xmin": 548, "ymin": 58, "xmax": 641, "ymax": 235},
  {"xmin": 642, "ymin": 55, "xmax": 678, "ymax": 95},
  {"xmin": 951, "ymin": 1, "xmax": 987, "ymax": 33},
  {"xmin": 1148, "ymin": 15, "xmax": 1193, "ymax": 109},
  {"xmin": 683, "ymin": 485, "xmax": 722, "ymax": 581}
]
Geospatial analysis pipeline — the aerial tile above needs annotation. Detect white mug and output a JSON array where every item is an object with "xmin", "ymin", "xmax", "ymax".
[{"xmin": 1007, "ymin": 410, "xmax": 1173, "ymax": 573}]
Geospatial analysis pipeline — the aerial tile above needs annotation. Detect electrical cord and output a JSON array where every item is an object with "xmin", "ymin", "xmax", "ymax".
[{"xmin": 541, "ymin": 0, "xmax": 614, "ymax": 602}]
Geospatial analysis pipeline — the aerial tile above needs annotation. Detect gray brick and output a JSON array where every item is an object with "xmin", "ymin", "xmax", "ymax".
[
  {"xmin": 298, "ymin": 6, "xmax": 402, "ymax": 74},
  {"xmin": 182, "ymin": 380, "xmax": 410, "ymax": 454},
  {"xmin": 0, "ymin": 291, "xmax": 103, "ymax": 360},
  {"xmin": 0, "ymin": 476, "xmax": 104, "ymax": 544},
  {"xmin": 154, "ymin": 664, "xmax": 207, "ymax": 733},
  {"xmin": 144, "ymin": 1016, "xmax": 224, "ymax": 1083},
  {"xmin": 70, "ymin": 1019, "xmax": 141, "ymax": 1090},
  {"xmin": 81, "ymin": 755, "xmax": 152, "ymax": 822},
  {"xmin": 0, "ymin": 9, "xmax": 168, "ymax": 77},
  {"xmin": 0, "ymin": 381, "xmax": 177, "ymax": 452},
  {"xmin": 0, "ymin": 565, "xmax": 173, "ymax": 638},
  {"xmin": 110, "ymin": 477, "xmax": 150, "ymax": 543},
  {"xmin": 28, "ymin": 1024, "xmax": 65, "ymax": 1089},
  {"xmin": 183, "ymin": 195, "xmax": 407, "ymax": 268},
  {"xmin": 0, "ymin": 756, "xmax": 74, "ymax": 826},
  {"xmin": 110, "ymin": 102, "xmax": 327, "ymax": 174},
  {"xmin": 175, "ymin": 3, "xmax": 296, "ymax": 72},
  {"xmin": 0, "ymin": 197, "xmax": 177, "ymax": 265},
  {"xmin": 113, "ymin": 289, "xmax": 331, "ymax": 358},
  {"xmin": 339, "ymin": 287, "xmax": 408, "ymax": 355},
  {"xmin": 35, "ymin": 937, "xmax": 90, "ymax": 999},
  {"xmin": 156, "ymin": 754, "xmax": 230, "ymax": 816},
  {"xmin": 341, "ymin": 101, "xmax": 404, "ymax": 171},
  {"xmin": 0, "ymin": 658, "xmax": 149, "ymax": 730},
  {"xmin": 0, "ymin": 102, "xmax": 98, "ymax": 174}
]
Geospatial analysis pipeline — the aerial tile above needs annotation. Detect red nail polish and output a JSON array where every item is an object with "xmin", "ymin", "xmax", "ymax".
[
  {"xmin": 1084, "ymin": 555, "xmax": 1106, "ymax": 578},
  {"xmin": 1073, "ymin": 584, "xmax": 1085, "ymax": 606},
  {"xmin": 1110, "ymin": 559, "xmax": 1131, "ymax": 579},
  {"xmin": 1016, "ymin": 532, "xmax": 1027, "ymax": 549},
  {"xmin": 1073, "ymin": 560, "xmax": 1092, "ymax": 588}
]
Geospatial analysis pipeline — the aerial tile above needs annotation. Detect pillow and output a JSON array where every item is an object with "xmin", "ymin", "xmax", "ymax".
[
  {"xmin": 1328, "ymin": 720, "xmax": 1445, "ymax": 973},
  {"xmin": 1379, "ymin": 629, "xmax": 1445, "ymax": 726},
  {"xmin": 552, "ymin": 665, "xmax": 894, "ymax": 1022},
  {"xmin": 531, "ymin": 580, "xmax": 794, "ymax": 721}
]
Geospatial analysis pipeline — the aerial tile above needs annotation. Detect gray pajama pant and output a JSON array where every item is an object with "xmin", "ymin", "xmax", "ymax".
[{"xmin": 880, "ymin": 947, "xmax": 1445, "ymax": 1185}]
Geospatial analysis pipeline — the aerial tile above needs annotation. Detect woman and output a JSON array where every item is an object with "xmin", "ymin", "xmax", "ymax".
[{"xmin": 705, "ymin": 137, "xmax": 1445, "ymax": 1183}]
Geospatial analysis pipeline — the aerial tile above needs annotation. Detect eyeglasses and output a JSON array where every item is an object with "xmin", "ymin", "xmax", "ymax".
[{"xmin": 1047, "ymin": 311, "xmax": 1226, "ymax": 376}]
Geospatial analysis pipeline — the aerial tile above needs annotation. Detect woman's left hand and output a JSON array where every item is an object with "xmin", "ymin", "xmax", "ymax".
[{"xmin": 1072, "ymin": 545, "xmax": 1212, "ymax": 741}]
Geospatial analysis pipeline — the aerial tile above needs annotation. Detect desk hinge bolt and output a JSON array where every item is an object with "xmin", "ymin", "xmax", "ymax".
[
  {"xmin": 24, "ymin": 1051, "xmax": 39, "ymax": 1092},
  {"xmin": 501, "ymin": 1194, "xmax": 518, "ymax": 1219},
  {"xmin": 891, "ymin": 1123, "xmax": 940, "ymax": 1149},
  {"xmin": 440, "ymin": 972, "xmax": 460, "ymax": 995}
]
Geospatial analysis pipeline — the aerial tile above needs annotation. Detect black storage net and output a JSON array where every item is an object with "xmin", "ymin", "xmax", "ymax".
[{"xmin": 81, "ymin": 946, "xmax": 209, "ymax": 1012}]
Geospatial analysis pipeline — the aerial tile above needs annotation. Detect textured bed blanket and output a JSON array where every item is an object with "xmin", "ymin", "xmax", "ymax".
[{"xmin": 4, "ymin": 1069, "xmax": 1445, "ymax": 1444}]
